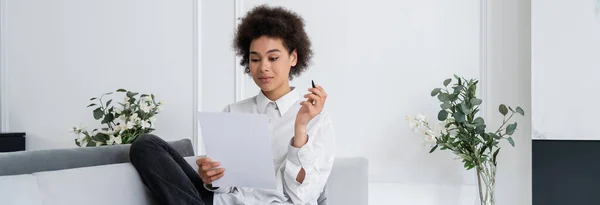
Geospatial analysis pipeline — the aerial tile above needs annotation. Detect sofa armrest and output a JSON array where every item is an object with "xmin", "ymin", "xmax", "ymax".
[{"xmin": 325, "ymin": 157, "xmax": 369, "ymax": 205}]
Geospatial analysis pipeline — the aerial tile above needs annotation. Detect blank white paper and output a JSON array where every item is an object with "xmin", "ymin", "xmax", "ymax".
[{"xmin": 198, "ymin": 112, "xmax": 277, "ymax": 190}]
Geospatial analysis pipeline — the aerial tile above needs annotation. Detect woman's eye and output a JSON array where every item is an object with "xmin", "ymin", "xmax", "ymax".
[
  {"xmin": 269, "ymin": 57, "xmax": 279, "ymax": 61},
  {"xmin": 250, "ymin": 59, "xmax": 260, "ymax": 62}
]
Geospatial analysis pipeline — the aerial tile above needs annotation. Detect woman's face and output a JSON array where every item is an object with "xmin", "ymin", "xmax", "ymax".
[{"xmin": 249, "ymin": 36, "xmax": 297, "ymax": 93}]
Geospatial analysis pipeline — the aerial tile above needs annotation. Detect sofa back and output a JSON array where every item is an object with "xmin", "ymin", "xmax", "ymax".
[{"xmin": 0, "ymin": 139, "xmax": 194, "ymax": 176}]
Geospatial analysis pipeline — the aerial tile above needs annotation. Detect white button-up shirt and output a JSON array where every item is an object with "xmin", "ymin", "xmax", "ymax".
[{"xmin": 205, "ymin": 87, "xmax": 336, "ymax": 205}]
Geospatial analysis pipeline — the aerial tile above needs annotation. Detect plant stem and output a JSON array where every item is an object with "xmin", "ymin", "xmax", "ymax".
[{"xmin": 476, "ymin": 166, "xmax": 485, "ymax": 205}]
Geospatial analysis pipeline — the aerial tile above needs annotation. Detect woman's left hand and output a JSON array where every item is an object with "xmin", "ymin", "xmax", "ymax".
[{"xmin": 296, "ymin": 85, "xmax": 327, "ymax": 128}]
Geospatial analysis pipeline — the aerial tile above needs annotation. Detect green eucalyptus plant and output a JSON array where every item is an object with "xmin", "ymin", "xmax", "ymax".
[{"xmin": 406, "ymin": 74, "xmax": 524, "ymax": 205}]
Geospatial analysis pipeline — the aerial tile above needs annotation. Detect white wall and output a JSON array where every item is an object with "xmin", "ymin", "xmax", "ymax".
[
  {"xmin": 3, "ymin": 0, "xmax": 197, "ymax": 150},
  {"xmin": 487, "ymin": 0, "xmax": 532, "ymax": 204},
  {"xmin": 201, "ymin": 0, "xmax": 482, "ymax": 185},
  {"xmin": 531, "ymin": 0, "xmax": 600, "ymax": 140}
]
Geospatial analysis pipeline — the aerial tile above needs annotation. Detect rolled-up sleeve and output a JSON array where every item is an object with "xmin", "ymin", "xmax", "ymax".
[{"xmin": 282, "ymin": 115, "xmax": 336, "ymax": 204}]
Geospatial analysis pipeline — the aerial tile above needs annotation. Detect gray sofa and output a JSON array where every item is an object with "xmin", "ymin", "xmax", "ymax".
[{"xmin": 0, "ymin": 138, "xmax": 368, "ymax": 205}]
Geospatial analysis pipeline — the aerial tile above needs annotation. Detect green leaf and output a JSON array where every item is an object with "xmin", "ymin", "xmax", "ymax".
[
  {"xmin": 105, "ymin": 92, "xmax": 113, "ymax": 95},
  {"xmin": 499, "ymin": 104, "xmax": 508, "ymax": 116},
  {"xmin": 96, "ymin": 133, "xmax": 109, "ymax": 141},
  {"xmin": 431, "ymin": 88, "xmax": 441, "ymax": 96},
  {"xmin": 429, "ymin": 145, "xmax": 438, "ymax": 153},
  {"xmin": 453, "ymin": 74, "xmax": 460, "ymax": 79},
  {"xmin": 443, "ymin": 79, "xmax": 452, "ymax": 86},
  {"xmin": 93, "ymin": 108, "xmax": 104, "ymax": 120},
  {"xmin": 116, "ymin": 89, "xmax": 127, "ymax": 92},
  {"xmin": 453, "ymin": 111, "xmax": 466, "ymax": 123},
  {"xmin": 507, "ymin": 137, "xmax": 515, "ymax": 147},
  {"xmin": 90, "ymin": 97, "xmax": 97, "ymax": 101},
  {"xmin": 474, "ymin": 117, "xmax": 485, "ymax": 126},
  {"xmin": 151, "ymin": 94, "xmax": 155, "ymax": 99},
  {"xmin": 460, "ymin": 102, "xmax": 472, "ymax": 115},
  {"xmin": 516, "ymin": 107, "xmax": 525, "ymax": 116},
  {"xmin": 506, "ymin": 122, "xmax": 518, "ymax": 135},
  {"xmin": 490, "ymin": 133, "xmax": 501, "ymax": 139},
  {"xmin": 101, "ymin": 113, "xmax": 114, "ymax": 124},
  {"xmin": 453, "ymin": 85, "xmax": 463, "ymax": 94},
  {"xmin": 438, "ymin": 93, "xmax": 450, "ymax": 102},
  {"xmin": 449, "ymin": 94, "xmax": 459, "ymax": 102},
  {"xmin": 106, "ymin": 99, "xmax": 112, "ymax": 107},
  {"xmin": 440, "ymin": 102, "xmax": 452, "ymax": 110},
  {"xmin": 493, "ymin": 148, "xmax": 501, "ymax": 164},
  {"xmin": 87, "ymin": 103, "xmax": 97, "ymax": 107},
  {"xmin": 476, "ymin": 125, "xmax": 486, "ymax": 134},
  {"xmin": 470, "ymin": 98, "xmax": 482, "ymax": 106},
  {"xmin": 126, "ymin": 91, "xmax": 139, "ymax": 98},
  {"xmin": 438, "ymin": 110, "xmax": 448, "ymax": 121},
  {"xmin": 141, "ymin": 94, "xmax": 149, "ymax": 98}
]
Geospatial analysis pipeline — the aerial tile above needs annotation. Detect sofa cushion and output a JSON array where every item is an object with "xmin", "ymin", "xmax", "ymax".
[
  {"xmin": 34, "ymin": 162, "xmax": 158, "ymax": 205},
  {"xmin": 0, "ymin": 138, "xmax": 194, "ymax": 176},
  {"xmin": 326, "ymin": 157, "xmax": 369, "ymax": 205},
  {"xmin": 0, "ymin": 174, "xmax": 43, "ymax": 205}
]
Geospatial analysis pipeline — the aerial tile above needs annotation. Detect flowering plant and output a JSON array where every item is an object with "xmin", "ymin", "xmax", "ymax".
[
  {"xmin": 406, "ymin": 75, "xmax": 524, "ymax": 205},
  {"xmin": 72, "ymin": 89, "xmax": 163, "ymax": 147}
]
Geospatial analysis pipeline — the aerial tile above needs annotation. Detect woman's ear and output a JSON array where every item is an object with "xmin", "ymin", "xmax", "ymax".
[{"xmin": 290, "ymin": 49, "xmax": 298, "ymax": 67}]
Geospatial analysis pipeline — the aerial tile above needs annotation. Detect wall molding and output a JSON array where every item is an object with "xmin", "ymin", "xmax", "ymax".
[
  {"xmin": 234, "ymin": 0, "xmax": 244, "ymax": 102},
  {"xmin": 479, "ymin": 0, "xmax": 489, "ymax": 121},
  {"xmin": 192, "ymin": 0, "xmax": 201, "ymax": 154},
  {"xmin": 0, "ymin": 0, "xmax": 8, "ymax": 132}
]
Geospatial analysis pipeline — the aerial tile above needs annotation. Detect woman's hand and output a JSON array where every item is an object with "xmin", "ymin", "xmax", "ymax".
[
  {"xmin": 296, "ymin": 85, "xmax": 327, "ymax": 127},
  {"xmin": 196, "ymin": 157, "xmax": 225, "ymax": 185},
  {"xmin": 294, "ymin": 85, "xmax": 327, "ymax": 147}
]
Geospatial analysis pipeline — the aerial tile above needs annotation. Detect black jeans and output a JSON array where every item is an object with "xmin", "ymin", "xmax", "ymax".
[{"xmin": 129, "ymin": 134, "xmax": 214, "ymax": 205}]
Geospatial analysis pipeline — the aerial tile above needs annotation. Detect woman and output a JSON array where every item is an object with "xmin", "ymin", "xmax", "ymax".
[{"xmin": 129, "ymin": 4, "xmax": 336, "ymax": 205}]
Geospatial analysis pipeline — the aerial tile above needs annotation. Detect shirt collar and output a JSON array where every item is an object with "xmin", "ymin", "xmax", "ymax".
[{"xmin": 256, "ymin": 87, "xmax": 300, "ymax": 116}]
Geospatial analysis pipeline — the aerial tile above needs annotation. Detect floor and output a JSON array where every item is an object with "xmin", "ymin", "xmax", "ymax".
[{"xmin": 368, "ymin": 183, "xmax": 478, "ymax": 205}]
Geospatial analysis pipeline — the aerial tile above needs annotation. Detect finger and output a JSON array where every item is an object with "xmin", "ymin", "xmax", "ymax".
[
  {"xmin": 316, "ymin": 85, "xmax": 327, "ymax": 98},
  {"xmin": 304, "ymin": 93, "xmax": 321, "ymax": 103},
  {"xmin": 308, "ymin": 87, "xmax": 325, "ymax": 98},
  {"xmin": 196, "ymin": 157, "xmax": 210, "ymax": 165},
  {"xmin": 207, "ymin": 168, "xmax": 225, "ymax": 177},
  {"xmin": 210, "ymin": 172, "xmax": 225, "ymax": 182},
  {"xmin": 202, "ymin": 161, "xmax": 220, "ymax": 171}
]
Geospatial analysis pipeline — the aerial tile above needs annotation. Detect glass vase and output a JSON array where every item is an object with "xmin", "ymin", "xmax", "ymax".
[{"xmin": 475, "ymin": 160, "xmax": 496, "ymax": 205}]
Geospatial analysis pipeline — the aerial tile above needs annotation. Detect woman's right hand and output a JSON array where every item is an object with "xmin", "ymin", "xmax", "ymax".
[{"xmin": 196, "ymin": 157, "xmax": 225, "ymax": 184}]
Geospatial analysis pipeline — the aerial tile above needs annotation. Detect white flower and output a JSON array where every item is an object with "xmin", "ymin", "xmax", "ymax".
[
  {"xmin": 118, "ymin": 114, "xmax": 127, "ymax": 122},
  {"xmin": 130, "ymin": 113, "xmax": 139, "ymax": 121},
  {"xmin": 141, "ymin": 121, "xmax": 151, "ymax": 129},
  {"xmin": 416, "ymin": 114, "xmax": 427, "ymax": 122},
  {"xmin": 149, "ymin": 116, "xmax": 157, "ymax": 123},
  {"xmin": 107, "ymin": 135, "xmax": 122, "ymax": 145},
  {"xmin": 80, "ymin": 139, "xmax": 88, "ymax": 147},
  {"xmin": 140, "ymin": 103, "xmax": 152, "ymax": 113},
  {"xmin": 143, "ymin": 96, "xmax": 152, "ymax": 102},
  {"xmin": 114, "ymin": 135, "xmax": 123, "ymax": 145},
  {"xmin": 126, "ymin": 121, "xmax": 135, "ymax": 129},
  {"xmin": 114, "ymin": 107, "xmax": 123, "ymax": 114},
  {"xmin": 95, "ymin": 141, "xmax": 103, "ymax": 147}
]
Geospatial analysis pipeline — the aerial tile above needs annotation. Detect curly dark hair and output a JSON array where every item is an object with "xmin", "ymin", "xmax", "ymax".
[{"xmin": 234, "ymin": 5, "xmax": 313, "ymax": 80}]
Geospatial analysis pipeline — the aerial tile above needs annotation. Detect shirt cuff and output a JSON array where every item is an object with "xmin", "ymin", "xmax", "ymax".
[
  {"xmin": 203, "ymin": 183, "xmax": 231, "ymax": 194},
  {"xmin": 287, "ymin": 136, "xmax": 316, "ymax": 168}
]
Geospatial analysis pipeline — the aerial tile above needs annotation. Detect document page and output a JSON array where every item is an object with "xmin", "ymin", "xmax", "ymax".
[{"xmin": 198, "ymin": 112, "xmax": 277, "ymax": 190}]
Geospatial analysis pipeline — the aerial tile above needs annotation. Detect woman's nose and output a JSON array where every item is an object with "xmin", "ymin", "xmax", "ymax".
[{"xmin": 259, "ymin": 61, "xmax": 270, "ymax": 72}]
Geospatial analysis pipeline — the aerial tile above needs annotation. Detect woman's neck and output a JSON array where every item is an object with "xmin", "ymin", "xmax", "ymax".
[{"xmin": 263, "ymin": 84, "xmax": 292, "ymax": 101}]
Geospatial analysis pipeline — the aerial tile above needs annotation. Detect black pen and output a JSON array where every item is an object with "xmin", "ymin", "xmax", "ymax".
[{"xmin": 311, "ymin": 80, "xmax": 316, "ymax": 104}]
